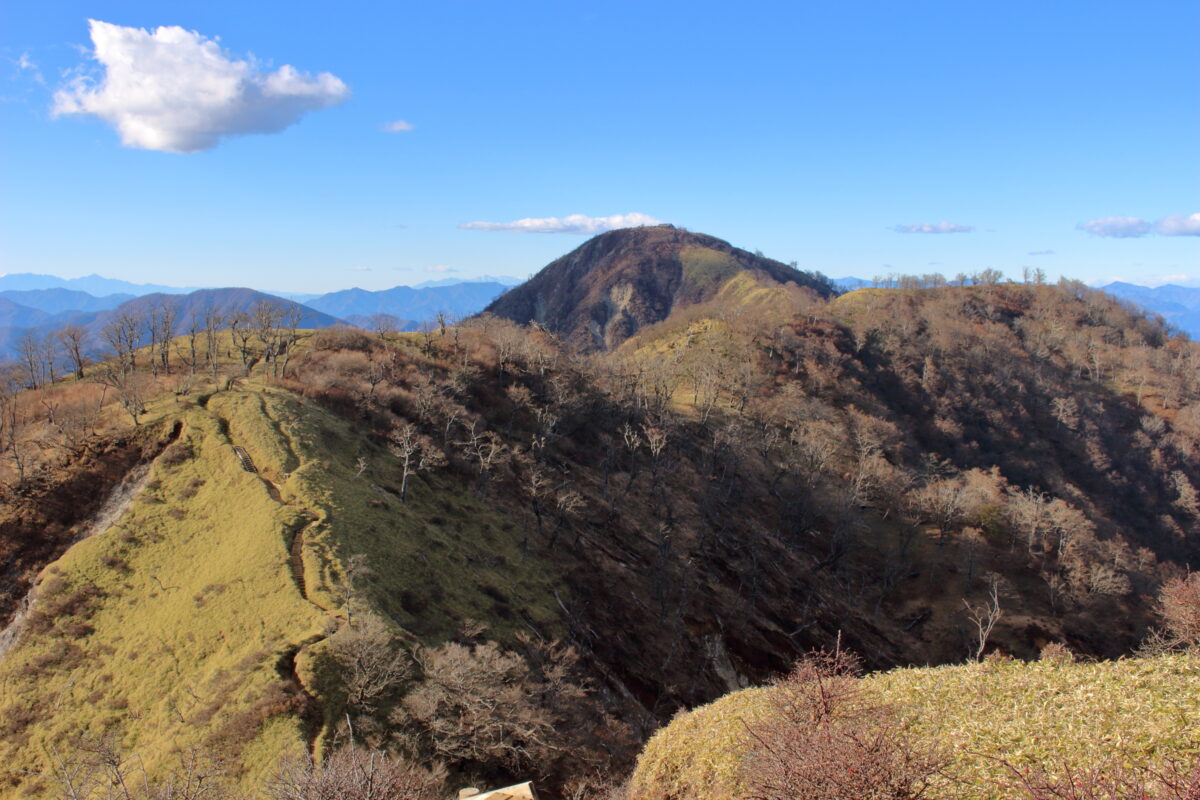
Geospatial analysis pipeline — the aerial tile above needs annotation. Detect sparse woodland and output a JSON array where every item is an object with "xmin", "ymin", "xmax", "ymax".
[{"xmin": 1, "ymin": 271, "xmax": 1200, "ymax": 798}]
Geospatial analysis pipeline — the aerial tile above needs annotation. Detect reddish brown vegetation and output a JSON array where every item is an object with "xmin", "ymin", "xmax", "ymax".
[
  {"xmin": 740, "ymin": 647, "xmax": 945, "ymax": 800},
  {"xmin": 0, "ymin": 428, "xmax": 170, "ymax": 627}
]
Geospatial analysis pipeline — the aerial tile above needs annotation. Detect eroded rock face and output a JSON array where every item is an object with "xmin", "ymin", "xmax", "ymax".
[{"xmin": 485, "ymin": 226, "xmax": 832, "ymax": 350}]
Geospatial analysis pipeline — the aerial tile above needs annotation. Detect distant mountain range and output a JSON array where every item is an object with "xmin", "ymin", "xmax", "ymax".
[
  {"xmin": 0, "ymin": 288, "xmax": 136, "ymax": 314},
  {"xmin": 306, "ymin": 281, "xmax": 513, "ymax": 321},
  {"xmin": 1098, "ymin": 282, "xmax": 1200, "ymax": 338},
  {"xmin": 0, "ymin": 273, "xmax": 198, "ymax": 296},
  {"xmin": 0, "ymin": 268, "xmax": 1193, "ymax": 358},
  {"xmin": 0, "ymin": 275, "xmax": 521, "ymax": 357},
  {"xmin": 0, "ymin": 289, "xmax": 343, "ymax": 354}
]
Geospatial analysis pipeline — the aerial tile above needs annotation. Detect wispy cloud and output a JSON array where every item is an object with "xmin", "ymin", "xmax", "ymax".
[
  {"xmin": 53, "ymin": 20, "xmax": 348, "ymax": 153},
  {"xmin": 1077, "ymin": 216, "xmax": 1153, "ymax": 238},
  {"xmin": 892, "ymin": 221, "xmax": 974, "ymax": 234},
  {"xmin": 383, "ymin": 120, "xmax": 413, "ymax": 133},
  {"xmin": 460, "ymin": 212, "xmax": 662, "ymax": 234},
  {"xmin": 1027, "ymin": 249, "xmax": 1055, "ymax": 256},
  {"xmin": 350, "ymin": 265, "xmax": 371, "ymax": 272},
  {"xmin": 426, "ymin": 264, "xmax": 457, "ymax": 273},
  {"xmin": 1156, "ymin": 213, "xmax": 1200, "ymax": 237},
  {"xmin": 14, "ymin": 52, "xmax": 45, "ymax": 85},
  {"xmin": 1077, "ymin": 213, "xmax": 1200, "ymax": 238}
]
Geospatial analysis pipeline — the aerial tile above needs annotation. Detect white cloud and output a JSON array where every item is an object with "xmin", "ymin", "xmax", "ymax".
[
  {"xmin": 383, "ymin": 120, "xmax": 413, "ymax": 133},
  {"xmin": 12, "ymin": 51, "xmax": 44, "ymax": 85},
  {"xmin": 1027, "ymin": 249, "xmax": 1055, "ymax": 256},
  {"xmin": 350, "ymin": 265, "xmax": 371, "ymax": 272},
  {"xmin": 1156, "ymin": 213, "xmax": 1200, "ymax": 237},
  {"xmin": 53, "ymin": 20, "xmax": 348, "ymax": 153},
  {"xmin": 892, "ymin": 221, "xmax": 974, "ymax": 234},
  {"xmin": 459, "ymin": 212, "xmax": 663, "ymax": 234},
  {"xmin": 425, "ymin": 264, "xmax": 457, "ymax": 273},
  {"xmin": 1077, "ymin": 216, "xmax": 1152, "ymax": 238}
]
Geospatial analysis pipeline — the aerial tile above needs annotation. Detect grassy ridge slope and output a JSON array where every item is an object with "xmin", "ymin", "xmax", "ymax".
[
  {"xmin": 0, "ymin": 392, "xmax": 323, "ymax": 794},
  {"xmin": 630, "ymin": 654, "xmax": 1200, "ymax": 799},
  {"xmin": 0, "ymin": 378, "xmax": 565, "ymax": 797}
]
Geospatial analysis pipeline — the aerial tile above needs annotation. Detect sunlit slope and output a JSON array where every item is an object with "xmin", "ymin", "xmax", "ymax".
[
  {"xmin": 0, "ymin": 390, "xmax": 323, "ymax": 795},
  {"xmin": 0, "ymin": 381, "xmax": 564, "ymax": 797},
  {"xmin": 629, "ymin": 654, "xmax": 1200, "ymax": 800}
]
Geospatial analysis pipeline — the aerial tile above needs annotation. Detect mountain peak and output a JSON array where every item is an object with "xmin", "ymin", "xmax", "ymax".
[{"xmin": 484, "ymin": 227, "xmax": 832, "ymax": 350}]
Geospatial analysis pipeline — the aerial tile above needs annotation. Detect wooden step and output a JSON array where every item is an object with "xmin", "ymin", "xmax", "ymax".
[{"xmin": 231, "ymin": 445, "xmax": 258, "ymax": 473}]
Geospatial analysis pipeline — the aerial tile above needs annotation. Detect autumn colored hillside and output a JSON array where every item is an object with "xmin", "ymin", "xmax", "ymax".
[{"xmin": 0, "ymin": 232, "xmax": 1198, "ymax": 797}]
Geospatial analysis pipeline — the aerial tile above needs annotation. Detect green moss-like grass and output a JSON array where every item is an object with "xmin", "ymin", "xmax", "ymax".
[{"xmin": 629, "ymin": 654, "xmax": 1200, "ymax": 800}]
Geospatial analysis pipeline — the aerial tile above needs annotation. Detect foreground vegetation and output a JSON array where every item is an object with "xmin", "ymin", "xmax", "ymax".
[
  {"xmin": 630, "ymin": 651, "xmax": 1200, "ymax": 800},
  {"xmin": 0, "ymin": 230, "xmax": 1198, "ymax": 796}
]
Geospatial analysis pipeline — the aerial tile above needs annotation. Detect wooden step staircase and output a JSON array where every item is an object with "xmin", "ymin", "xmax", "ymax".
[{"xmin": 231, "ymin": 445, "xmax": 258, "ymax": 473}]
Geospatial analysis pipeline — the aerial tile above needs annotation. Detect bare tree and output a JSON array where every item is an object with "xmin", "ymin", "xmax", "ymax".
[
  {"xmin": 178, "ymin": 313, "xmax": 202, "ymax": 376},
  {"xmin": 964, "ymin": 578, "xmax": 1003, "ymax": 661},
  {"xmin": 227, "ymin": 310, "xmax": 253, "ymax": 371},
  {"xmin": 267, "ymin": 747, "xmax": 444, "ymax": 800},
  {"xmin": 16, "ymin": 331, "xmax": 42, "ymax": 389},
  {"xmin": 253, "ymin": 300, "xmax": 284, "ymax": 373},
  {"xmin": 327, "ymin": 611, "xmax": 412, "ymax": 717},
  {"xmin": 0, "ymin": 364, "xmax": 32, "ymax": 485},
  {"xmin": 369, "ymin": 313, "xmax": 397, "ymax": 340},
  {"xmin": 39, "ymin": 333, "xmax": 60, "ymax": 385},
  {"xmin": 276, "ymin": 305, "xmax": 302, "ymax": 378},
  {"xmin": 103, "ymin": 309, "xmax": 143, "ymax": 372},
  {"xmin": 96, "ymin": 360, "xmax": 146, "ymax": 427},
  {"xmin": 40, "ymin": 736, "xmax": 230, "ymax": 800},
  {"xmin": 459, "ymin": 420, "xmax": 506, "ymax": 495},
  {"xmin": 396, "ymin": 637, "xmax": 596, "ymax": 777},
  {"xmin": 202, "ymin": 307, "xmax": 224, "ymax": 378},
  {"xmin": 57, "ymin": 324, "xmax": 89, "ymax": 379},
  {"xmin": 388, "ymin": 422, "xmax": 445, "ymax": 503},
  {"xmin": 153, "ymin": 300, "xmax": 177, "ymax": 376}
]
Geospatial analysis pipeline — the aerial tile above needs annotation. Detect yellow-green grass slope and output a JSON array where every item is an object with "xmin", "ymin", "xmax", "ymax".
[
  {"xmin": 0, "ymin": 381, "xmax": 563, "ymax": 798},
  {"xmin": 629, "ymin": 654, "xmax": 1200, "ymax": 800}
]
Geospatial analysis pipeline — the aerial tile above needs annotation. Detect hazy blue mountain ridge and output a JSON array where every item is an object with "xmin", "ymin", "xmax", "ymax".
[
  {"xmin": 0, "ymin": 288, "xmax": 136, "ymax": 314},
  {"xmin": 306, "ymin": 281, "xmax": 512, "ymax": 320},
  {"xmin": 0, "ymin": 273, "xmax": 199, "ymax": 296},
  {"xmin": 1100, "ymin": 282, "xmax": 1200, "ymax": 338}
]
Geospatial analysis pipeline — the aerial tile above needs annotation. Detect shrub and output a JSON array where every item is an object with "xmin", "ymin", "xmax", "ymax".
[
  {"xmin": 1141, "ymin": 573, "xmax": 1200, "ymax": 654},
  {"xmin": 396, "ymin": 635, "xmax": 632, "ymax": 787},
  {"xmin": 739, "ymin": 646, "xmax": 947, "ymax": 800},
  {"xmin": 1039, "ymin": 642, "xmax": 1075, "ymax": 664},
  {"xmin": 158, "ymin": 441, "xmax": 193, "ymax": 468},
  {"xmin": 999, "ymin": 756, "xmax": 1200, "ymax": 799},
  {"xmin": 267, "ymin": 747, "xmax": 445, "ymax": 800},
  {"xmin": 308, "ymin": 327, "xmax": 376, "ymax": 353},
  {"xmin": 1160, "ymin": 574, "xmax": 1200, "ymax": 647},
  {"xmin": 179, "ymin": 477, "xmax": 206, "ymax": 500}
]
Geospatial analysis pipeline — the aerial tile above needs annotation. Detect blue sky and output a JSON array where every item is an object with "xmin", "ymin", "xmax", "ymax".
[{"xmin": 1, "ymin": 1, "xmax": 1196, "ymax": 293}]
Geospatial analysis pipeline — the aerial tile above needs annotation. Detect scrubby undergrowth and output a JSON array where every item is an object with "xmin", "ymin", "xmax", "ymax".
[{"xmin": 629, "ymin": 653, "xmax": 1200, "ymax": 800}]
